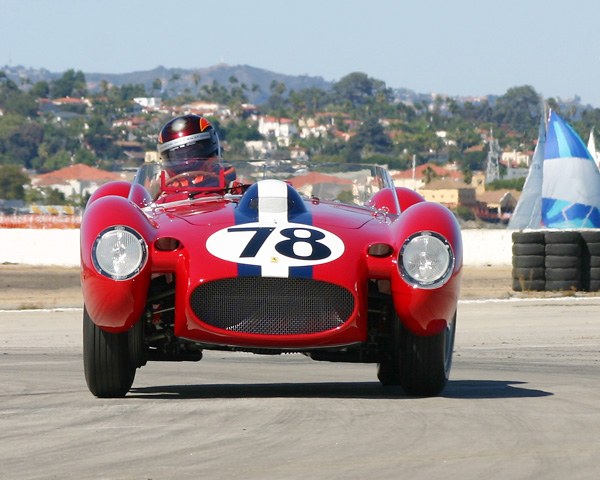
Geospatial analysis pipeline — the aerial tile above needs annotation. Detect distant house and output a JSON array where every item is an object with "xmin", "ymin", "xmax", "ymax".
[
  {"xmin": 32, "ymin": 164, "xmax": 124, "ymax": 198},
  {"xmin": 289, "ymin": 146, "xmax": 309, "ymax": 161},
  {"xmin": 258, "ymin": 116, "xmax": 298, "ymax": 147},
  {"xmin": 287, "ymin": 171, "xmax": 353, "ymax": 200},
  {"xmin": 475, "ymin": 189, "xmax": 520, "ymax": 222},
  {"xmin": 418, "ymin": 178, "xmax": 476, "ymax": 208},
  {"xmin": 298, "ymin": 117, "xmax": 328, "ymax": 139},
  {"xmin": 501, "ymin": 150, "xmax": 533, "ymax": 168},
  {"xmin": 244, "ymin": 140, "xmax": 278, "ymax": 159},
  {"xmin": 392, "ymin": 163, "xmax": 463, "ymax": 190}
]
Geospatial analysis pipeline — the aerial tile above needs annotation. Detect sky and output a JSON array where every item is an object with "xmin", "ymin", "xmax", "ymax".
[{"xmin": 2, "ymin": 0, "xmax": 600, "ymax": 107}]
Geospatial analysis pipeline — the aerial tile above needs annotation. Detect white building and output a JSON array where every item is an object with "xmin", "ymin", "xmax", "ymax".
[{"xmin": 258, "ymin": 116, "xmax": 298, "ymax": 147}]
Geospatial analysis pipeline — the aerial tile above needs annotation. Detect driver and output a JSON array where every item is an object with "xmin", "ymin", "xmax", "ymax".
[{"xmin": 157, "ymin": 114, "xmax": 231, "ymax": 188}]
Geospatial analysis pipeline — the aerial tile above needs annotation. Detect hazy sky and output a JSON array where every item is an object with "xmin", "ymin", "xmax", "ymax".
[{"xmin": 3, "ymin": 0, "xmax": 600, "ymax": 106}]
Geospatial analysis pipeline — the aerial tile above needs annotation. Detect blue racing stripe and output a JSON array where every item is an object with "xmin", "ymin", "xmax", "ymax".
[{"xmin": 232, "ymin": 180, "xmax": 315, "ymax": 278}]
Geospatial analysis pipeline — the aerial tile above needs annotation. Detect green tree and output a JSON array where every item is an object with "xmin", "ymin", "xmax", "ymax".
[
  {"xmin": 0, "ymin": 165, "xmax": 30, "ymax": 199},
  {"xmin": 73, "ymin": 148, "xmax": 98, "ymax": 166},
  {"xmin": 493, "ymin": 85, "xmax": 542, "ymax": 132},
  {"xmin": 51, "ymin": 69, "xmax": 87, "ymax": 98},
  {"xmin": 30, "ymin": 81, "xmax": 50, "ymax": 98},
  {"xmin": 152, "ymin": 78, "xmax": 163, "ymax": 93},
  {"xmin": 43, "ymin": 150, "xmax": 71, "ymax": 171},
  {"xmin": 332, "ymin": 72, "xmax": 389, "ymax": 109}
]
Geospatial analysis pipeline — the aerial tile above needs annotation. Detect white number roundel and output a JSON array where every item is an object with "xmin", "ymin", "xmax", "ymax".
[{"xmin": 206, "ymin": 222, "xmax": 345, "ymax": 268}]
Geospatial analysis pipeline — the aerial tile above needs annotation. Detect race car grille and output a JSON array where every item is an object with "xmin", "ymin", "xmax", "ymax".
[{"xmin": 190, "ymin": 277, "xmax": 355, "ymax": 335}]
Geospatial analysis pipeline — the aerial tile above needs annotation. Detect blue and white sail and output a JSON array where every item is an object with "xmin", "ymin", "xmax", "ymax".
[
  {"xmin": 587, "ymin": 127, "xmax": 600, "ymax": 170},
  {"xmin": 542, "ymin": 110, "xmax": 600, "ymax": 228},
  {"xmin": 508, "ymin": 115, "xmax": 545, "ymax": 229}
]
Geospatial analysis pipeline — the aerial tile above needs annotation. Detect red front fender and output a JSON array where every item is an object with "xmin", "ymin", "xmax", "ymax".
[
  {"xmin": 80, "ymin": 195, "xmax": 156, "ymax": 332},
  {"xmin": 390, "ymin": 201, "xmax": 463, "ymax": 336}
]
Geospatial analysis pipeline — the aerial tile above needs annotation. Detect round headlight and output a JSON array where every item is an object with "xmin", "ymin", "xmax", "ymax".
[
  {"xmin": 92, "ymin": 226, "xmax": 147, "ymax": 280},
  {"xmin": 400, "ymin": 231, "xmax": 454, "ymax": 289}
]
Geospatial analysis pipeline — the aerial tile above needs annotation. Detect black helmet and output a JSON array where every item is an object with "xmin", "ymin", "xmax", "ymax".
[{"xmin": 157, "ymin": 115, "xmax": 221, "ymax": 173}]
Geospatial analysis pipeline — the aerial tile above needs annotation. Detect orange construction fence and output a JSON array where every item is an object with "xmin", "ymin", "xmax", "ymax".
[{"xmin": 0, "ymin": 214, "xmax": 82, "ymax": 229}]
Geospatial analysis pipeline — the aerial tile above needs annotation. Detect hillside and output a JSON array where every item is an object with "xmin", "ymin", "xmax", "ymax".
[{"xmin": 2, "ymin": 63, "xmax": 336, "ymax": 105}]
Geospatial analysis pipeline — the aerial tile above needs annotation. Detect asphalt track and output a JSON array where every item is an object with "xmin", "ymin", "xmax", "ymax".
[{"xmin": 1, "ymin": 298, "xmax": 600, "ymax": 479}]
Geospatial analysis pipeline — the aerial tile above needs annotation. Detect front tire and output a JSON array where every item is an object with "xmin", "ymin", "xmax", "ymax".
[
  {"xmin": 399, "ymin": 312, "xmax": 456, "ymax": 396},
  {"xmin": 83, "ymin": 306, "xmax": 136, "ymax": 398}
]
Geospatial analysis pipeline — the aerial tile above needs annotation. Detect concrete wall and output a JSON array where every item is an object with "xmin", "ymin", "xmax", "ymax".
[
  {"xmin": 0, "ymin": 229, "xmax": 81, "ymax": 267},
  {"xmin": 0, "ymin": 228, "xmax": 514, "ymax": 268}
]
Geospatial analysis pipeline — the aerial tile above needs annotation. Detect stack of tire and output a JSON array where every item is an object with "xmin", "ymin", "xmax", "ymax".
[
  {"xmin": 512, "ymin": 231, "xmax": 545, "ymax": 292},
  {"xmin": 581, "ymin": 230, "xmax": 600, "ymax": 292},
  {"xmin": 544, "ymin": 231, "xmax": 582, "ymax": 291},
  {"xmin": 512, "ymin": 230, "xmax": 600, "ymax": 292}
]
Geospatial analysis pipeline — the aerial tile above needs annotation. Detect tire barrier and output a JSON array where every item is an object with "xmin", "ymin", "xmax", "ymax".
[
  {"xmin": 581, "ymin": 230, "xmax": 600, "ymax": 292},
  {"xmin": 512, "ymin": 230, "xmax": 600, "ymax": 292},
  {"xmin": 544, "ymin": 231, "xmax": 582, "ymax": 291},
  {"xmin": 512, "ymin": 231, "xmax": 545, "ymax": 292}
]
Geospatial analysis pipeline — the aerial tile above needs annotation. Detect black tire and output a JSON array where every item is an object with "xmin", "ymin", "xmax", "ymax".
[
  {"xmin": 588, "ymin": 280, "xmax": 600, "ymax": 291},
  {"xmin": 580, "ymin": 231, "xmax": 600, "ymax": 244},
  {"xmin": 512, "ymin": 278, "xmax": 545, "ymax": 291},
  {"xmin": 512, "ymin": 267, "xmax": 545, "ymax": 281},
  {"xmin": 545, "ymin": 255, "xmax": 581, "ymax": 269},
  {"xmin": 589, "ymin": 256, "xmax": 600, "ymax": 268},
  {"xmin": 377, "ymin": 311, "xmax": 401, "ymax": 387},
  {"xmin": 377, "ymin": 361, "xmax": 401, "ymax": 386},
  {"xmin": 545, "ymin": 280, "xmax": 582, "ymax": 291},
  {"xmin": 590, "ymin": 267, "xmax": 600, "ymax": 280},
  {"xmin": 584, "ymin": 242, "xmax": 600, "ymax": 256},
  {"xmin": 544, "ymin": 231, "xmax": 581, "ymax": 244},
  {"xmin": 512, "ymin": 231, "xmax": 545, "ymax": 244},
  {"xmin": 512, "ymin": 255, "xmax": 545, "ymax": 268},
  {"xmin": 399, "ymin": 312, "xmax": 456, "ymax": 397},
  {"xmin": 545, "ymin": 267, "xmax": 581, "ymax": 281},
  {"xmin": 512, "ymin": 243, "xmax": 545, "ymax": 256},
  {"xmin": 83, "ymin": 306, "xmax": 136, "ymax": 398},
  {"xmin": 545, "ymin": 243, "xmax": 582, "ymax": 256}
]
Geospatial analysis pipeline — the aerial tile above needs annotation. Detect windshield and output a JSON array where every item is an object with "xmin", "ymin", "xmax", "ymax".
[{"xmin": 133, "ymin": 159, "xmax": 397, "ymax": 209}]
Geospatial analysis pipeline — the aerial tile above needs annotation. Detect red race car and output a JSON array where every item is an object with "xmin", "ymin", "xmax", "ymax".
[{"xmin": 81, "ymin": 159, "xmax": 462, "ymax": 397}]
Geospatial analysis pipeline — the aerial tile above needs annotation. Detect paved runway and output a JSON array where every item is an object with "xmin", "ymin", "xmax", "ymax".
[{"xmin": 1, "ymin": 298, "xmax": 599, "ymax": 479}]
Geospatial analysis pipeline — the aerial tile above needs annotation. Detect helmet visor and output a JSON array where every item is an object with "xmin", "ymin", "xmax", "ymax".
[{"xmin": 158, "ymin": 131, "xmax": 218, "ymax": 163}]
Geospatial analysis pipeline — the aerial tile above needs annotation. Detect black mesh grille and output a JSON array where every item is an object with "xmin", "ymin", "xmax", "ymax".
[{"xmin": 190, "ymin": 277, "xmax": 355, "ymax": 335}]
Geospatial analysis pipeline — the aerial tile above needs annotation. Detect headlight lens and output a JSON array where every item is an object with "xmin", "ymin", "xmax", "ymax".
[
  {"xmin": 400, "ymin": 231, "xmax": 454, "ymax": 289},
  {"xmin": 92, "ymin": 226, "xmax": 147, "ymax": 280}
]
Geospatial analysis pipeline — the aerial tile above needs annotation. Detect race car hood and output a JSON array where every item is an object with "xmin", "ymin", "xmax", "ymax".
[{"xmin": 158, "ymin": 185, "xmax": 375, "ymax": 230}]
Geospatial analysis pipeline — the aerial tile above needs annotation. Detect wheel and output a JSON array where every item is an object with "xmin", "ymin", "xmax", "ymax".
[
  {"xmin": 377, "ymin": 361, "xmax": 401, "ymax": 386},
  {"xmin": 377, "ymin": 307, "xmax": 401, "ymax": 386},
  {"xmin": 512, "ymin": 243, "xmax": 545, "ymax": 256},
  {"xmin": 83, "ymin": 306, "xmax": 136, "ymax": 398},
  {"xmin": 399, "ymin": 312, "xmax": 456, "ymax": 397},
  {"xmin": 512, "ymin": 255, "xmax": 545, "ymax": 268}
]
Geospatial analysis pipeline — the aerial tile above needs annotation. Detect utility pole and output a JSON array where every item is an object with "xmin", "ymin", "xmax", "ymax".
[{"xmin": 485, "ymin": 129, "xmax": 501, "ymax": 184}]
